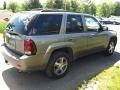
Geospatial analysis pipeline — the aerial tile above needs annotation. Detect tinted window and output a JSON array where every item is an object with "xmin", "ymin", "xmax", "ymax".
[
  {"xmin": 6, "ymin": 13, "xmax": 34, "ymax": 35},
  {"xmin": 27, "ymin": 14, "xmax": 62, "ymax": 35},
  {"xmin": 66, "ymin": 15, "xmax": 83, "ymax": 33},
  {"xmin": 85, "ymin": 16, "xmax": 100, "ymax": 32}
]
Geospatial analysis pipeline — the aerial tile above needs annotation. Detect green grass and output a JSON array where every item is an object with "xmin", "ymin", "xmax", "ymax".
[
  {"xmin": 77, "ymin": 64, "xmax": 120, "ymax": 90},
  {"xmin": 0, "ymin": 22, "xmax": 6, "ymax": 33}
]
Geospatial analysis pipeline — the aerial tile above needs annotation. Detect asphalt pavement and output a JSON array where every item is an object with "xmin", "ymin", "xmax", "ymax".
[{"xmin": 0, "ymin": 25, "xmax": 120, "ymax": 90}]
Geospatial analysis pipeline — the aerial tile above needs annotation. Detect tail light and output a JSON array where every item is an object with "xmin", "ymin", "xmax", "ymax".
[{"xmin": 24, "ymin": 39, "xmax": 37, "ymax": 55}]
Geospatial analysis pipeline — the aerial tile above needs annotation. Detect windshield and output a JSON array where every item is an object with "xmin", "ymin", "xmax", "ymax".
[{"xmin": 6, "ymin": 13, "xmax": 35, "ymax": 35}]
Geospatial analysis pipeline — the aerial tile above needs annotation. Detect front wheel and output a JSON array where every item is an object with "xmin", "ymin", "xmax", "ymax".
[
  {"xmin": 46, "ymin": 51, "xmax": 70, "ymax": 79},
  {"xmin": 105, "ymin": 40, "xmax": 116, "ymax": 56}
]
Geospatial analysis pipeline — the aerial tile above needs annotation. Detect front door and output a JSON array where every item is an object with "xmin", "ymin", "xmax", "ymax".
[
  {"xmin": 64, "ymin": 14, "xmax": 88, "ymax": 58},
  {"xmin": 84, "ymin": 15, "xmax": 106, "ymax": 52}
]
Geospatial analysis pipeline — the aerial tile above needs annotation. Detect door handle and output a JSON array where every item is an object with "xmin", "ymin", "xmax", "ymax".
[
  {"xmin": 89, "ymin": 34, "xmax": 95, "ymax": 38},
  {"xmin": 89, "ymin": 36, "xmax": 93, "ymax": 38},
  {"xmin": 67, "ymin": 38, "xmax": 73, "ymax": 41}
]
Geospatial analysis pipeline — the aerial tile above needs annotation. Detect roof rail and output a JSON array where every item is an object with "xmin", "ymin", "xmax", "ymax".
[
  {"xmin": 31, "ymin": 8, "xmax": 43, "ymax": 11},
  {"xmin": 42, "ymin": 9, "xmax": 66, "ymax": 12},
  {"xmin": 31, "ymin": 8, "xmax": 66, "ymax": 12}
]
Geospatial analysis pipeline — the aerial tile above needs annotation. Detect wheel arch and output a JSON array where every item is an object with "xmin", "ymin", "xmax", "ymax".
[
  {"xmin": 110, "ymin": 36, "xmax": 117, "ymax": 45},
  {"xmin": 43, "ymin": 42, "xmax": 74, "ymax": 69},
  {"xmin": 51, "ymin": 47, "xmax": 74, "ymax": 61}
]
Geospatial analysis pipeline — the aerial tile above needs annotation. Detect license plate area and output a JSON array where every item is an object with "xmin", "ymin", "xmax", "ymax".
[{"xmin": 5, "ymin": 34, "xmax": 16, "ymax": 49}]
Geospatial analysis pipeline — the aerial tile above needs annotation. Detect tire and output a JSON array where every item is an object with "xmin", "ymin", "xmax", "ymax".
[
  {"xmin": 45, "ymin": 51, "xmax": 70, "ymax": 79},
  {"xmin": 104, "ymin": 40, "xmax": 116, "ymax": 56}
]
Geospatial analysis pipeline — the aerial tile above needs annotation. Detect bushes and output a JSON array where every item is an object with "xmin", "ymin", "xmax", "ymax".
[
  {"xmin": 22, "ymin": 0, "xmax": 42, "ymax": 11},
  {"xmin": 22, "ymin": 1, "xmax": 31, "ymax": 11},
  {"xmin": 8, "ymin": 2, "xmax": 18, "ymax": 12}
]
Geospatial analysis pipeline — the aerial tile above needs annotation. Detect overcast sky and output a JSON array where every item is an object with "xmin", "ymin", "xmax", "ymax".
[{"xmin": 0, "ymin": 0, "xmax": 120, "ymax": 8}]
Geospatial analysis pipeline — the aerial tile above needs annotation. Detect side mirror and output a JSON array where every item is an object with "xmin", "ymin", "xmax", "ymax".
[{"xmin": 102, "ymin": 26, "xmax": 108, "ymax": 31}]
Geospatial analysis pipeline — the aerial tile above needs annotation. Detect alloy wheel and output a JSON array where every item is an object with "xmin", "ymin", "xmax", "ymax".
[{"xmin": 54, "ymin": 57, "xmax": 68, "ymax": 76}]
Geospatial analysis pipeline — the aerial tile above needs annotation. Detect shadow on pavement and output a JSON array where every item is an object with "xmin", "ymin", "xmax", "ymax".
[{"xmin": 2, "ymin": 52, "xmax": 120, "ymax": 90}]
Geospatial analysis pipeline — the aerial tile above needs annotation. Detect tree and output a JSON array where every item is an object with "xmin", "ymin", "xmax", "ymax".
[
  {"xmin": 78, "ymin": 0, "xmax": 96, "ymax": 15},
  {"xmin": 113, "ymin": 2, "xmax": 120, "ymax": 16},
  {"xmin": 8, "ymin": 2, "xmax": 18, "ymax": 12},
  {"xmin": 22, "ymin": 0, "xmax": 42, "ymax": 10},
  {"xmin": 53, "ymin": 0, "xmax": 63, "ymax": 9},
  {"xmin": 89, "ymin": 3, "xmax": 96, "ymax": 15},
  {"xmin": 79, "ymin": 3, "xmax": 89, "ymax": 13},
  {"xmin": 109, "ymin": 2, "xmax": 114, "ymax": 16},
  {"xmin": 45, "ymin": 0, "xmax": 54, "ymax": 8},
  {"xmin": 97, "ymin": 3, "xmax": 111, "ymax": 17},
  {"xmin": 22, "ymin": 1, "xmax": 30, "ymax": 10},
  {"xmin": 70, "ymin": 0, "xmax": 79, "ymax": 11},
  {"xmin": 45, "ymin": 0, "xmax": 64, "ymax": 9},
  {"xmin": 30, "ymin": 0, "xmax": 42, "ymax": 9},
  {"xmin": 64, "ymin": 1, "xmax": 71, "ymax": 11}
]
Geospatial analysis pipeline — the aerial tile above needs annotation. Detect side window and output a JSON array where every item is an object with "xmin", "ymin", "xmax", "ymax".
[
  {"xmin": 85, "ymin": 16, "xmax": 100, "ymax": 32},
  {"xmin": 27, "ymin": 14, "xmax": 62, "ymax": 35},
  {"xmin": 66, "ymin": 15, "xmax": 84, "ymax": 33}
]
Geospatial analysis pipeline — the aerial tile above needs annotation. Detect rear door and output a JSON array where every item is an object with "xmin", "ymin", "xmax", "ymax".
[
  {"xmin": 25, "ymin": 14, "xmax": 64, "ymax": 54},
  {"xmin": 64, "ymin": 14, "xmax": 88, "ymax": 58}
]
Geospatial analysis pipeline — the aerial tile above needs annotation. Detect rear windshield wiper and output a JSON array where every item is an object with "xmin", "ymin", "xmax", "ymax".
[{"xmin": 8, "ymin": 31, "xmax": 19, "ymax": 36}]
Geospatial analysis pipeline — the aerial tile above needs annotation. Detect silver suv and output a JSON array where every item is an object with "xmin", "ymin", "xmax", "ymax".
[{"xmin": 1, "ymin": 10, "xmax": 117, "ymax": 78}]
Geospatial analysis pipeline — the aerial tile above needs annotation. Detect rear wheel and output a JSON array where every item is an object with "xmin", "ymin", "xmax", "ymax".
[
  {"xmin": 105, "ymin": 40, "xmax": 116, "ymax": 56},
  {"xmin": 46, "ymin": 51, "xmax": 70, "ymax": 79}
]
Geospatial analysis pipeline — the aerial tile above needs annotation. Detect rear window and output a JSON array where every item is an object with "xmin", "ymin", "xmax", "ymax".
[
  {"xmin": 27, "ymin": 14, "xmax": 63, "ymax": 35},
  {"xmin": 6, "ymin": 13, "xmax": 34, "ymax": 35}
]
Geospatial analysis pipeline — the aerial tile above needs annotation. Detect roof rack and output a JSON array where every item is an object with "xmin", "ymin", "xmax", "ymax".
[
  {"xmin": 42, "ymin": 9, "xmax": 66, "ymax": 12},
  {"xmin": 31, "ymin": 8, "xmax": 43, "ymax": 11},
  {"xmin": 31, "ymin": 8, "xmax": 66, "ymax": 12}
]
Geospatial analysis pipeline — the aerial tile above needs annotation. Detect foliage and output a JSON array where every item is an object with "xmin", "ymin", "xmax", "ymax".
[
  {"xmin": 0, "ymin": 7, "xmax": 3, "ymax": 10},
  {"xmin": 113, "ymin": 2, "xmax": 120, "ymax": 16},
  {"xmin": 45, "ymin": 0, "xmax": 64, "ymax": 9},
  {"xmin": 53, "ymin": 0, "xmax": 64, "ymax": 9},
  {"xmin": 70, "ymin": 0, "xmax": 79, "ymax": 11},
  {"xmin": 45, "ymin": 0, "xmax": 54, "ymax": 8},
  {"xmin": 22, "ymin": 0, "xmax": 42, "ymax": 10},
  {"xmin": 97, "ymin": 3, "xmax": 111, "ymax": 17},
  {"xmin": 45, "ymin": 0, "xmax": 120, "ymax": 17},
  {"xmin": 45, "ymin": 0, "xmax": 96, "ymax": 15},
  {"xmin": 79, "ymin": 3, "xmax": 90, "ymax": 13},
  {"xmin": 89, "ymin": 3, "xmax": 96, "ymax": 15},
  {"xmin": 64, "ymin": 0, "xmax": 71, "ymax": 11},
  {"xmin": 5, "ymin": 0, "xmax": 120, "ymax": 17},
  {"xmin": 78, "ymin": 0, "xmax": 95, "ymax": 15},
  {"xmin": 8, "ymin": 2, "xmax": 18, "ymax": 12},
  {"xmin": 109, "ymin": 3, "xmax": 115, "ymax": 15},
  {"xmin": 22, "ymin": 1, "xmax": 31, "ymax": 11}
]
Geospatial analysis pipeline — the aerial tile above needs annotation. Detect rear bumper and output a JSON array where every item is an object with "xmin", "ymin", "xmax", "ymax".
[
  {"xmin": 1, "ymin": 44, "xmax": 47, "ymax": 71},
  {"xmin": 1, "ymin": 45, "xmax": 28, "ymax": 71}
]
